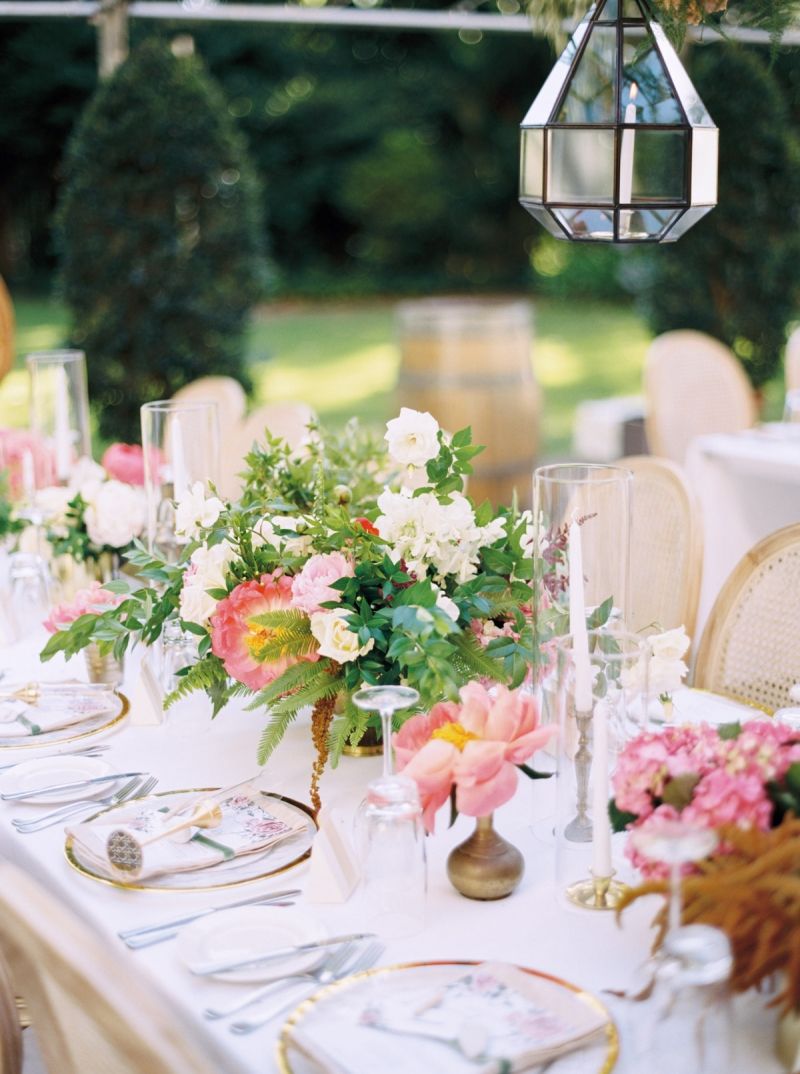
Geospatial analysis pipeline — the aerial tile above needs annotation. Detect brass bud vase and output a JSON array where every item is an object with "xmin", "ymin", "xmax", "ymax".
[
  {"xmin": 84, "ymin": 642, "xmax": 124, "ymax": 687},
  {"xmin": 446, "ymin": 813, "xmax": 524, "ymax": 900}
]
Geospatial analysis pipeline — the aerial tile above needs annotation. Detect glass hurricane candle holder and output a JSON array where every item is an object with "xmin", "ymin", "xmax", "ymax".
[
  {"xmin": 554, "ymin": 630, "xmax": 644, "ymax": 910},
  {"xmin": 26, "ymin": 350, "xmax": 91, "ymax": 486}
]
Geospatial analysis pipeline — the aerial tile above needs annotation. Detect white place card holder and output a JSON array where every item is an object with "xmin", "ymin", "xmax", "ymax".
[
  {"xmin": 305, "ymin": 807, "xmax": 360, "ymax": 904},
  {"xmin": 128, "ymin": 657, "xmax": 165, "ymax": 726}
]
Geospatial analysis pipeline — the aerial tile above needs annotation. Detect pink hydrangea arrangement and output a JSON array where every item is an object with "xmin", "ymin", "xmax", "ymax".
[
  {"xmin": 43, "ymin": 582, "xmax": 123, "ymax": 634},
  {"xmin": 611, "ymin": 720, "xmax": 800, "ymax": 877},
  {"xmin": 394, "ymin": 682, "xmax": 556, "ymax": 831}
]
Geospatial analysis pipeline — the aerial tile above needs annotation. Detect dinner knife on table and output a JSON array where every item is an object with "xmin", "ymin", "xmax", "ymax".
[{"xmin": 190, "ymin": 931, "xmax": 377, "ymax": 976}]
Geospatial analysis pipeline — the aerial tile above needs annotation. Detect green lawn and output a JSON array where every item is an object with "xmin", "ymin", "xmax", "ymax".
[{"xmin": 1, "ymin": 291, "xmax": 668, "ymax": 457}]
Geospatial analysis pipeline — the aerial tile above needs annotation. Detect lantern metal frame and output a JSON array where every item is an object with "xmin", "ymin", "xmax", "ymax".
[{"xmin": 518, "ymin": 0, "xmax": 718, "ymax": 243}]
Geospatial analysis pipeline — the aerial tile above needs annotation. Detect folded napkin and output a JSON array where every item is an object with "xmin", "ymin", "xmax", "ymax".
[
  {"xmin": 0, "ymin": 691, "xmax": 116, "ymax": 739},
  {"xmin": 67, "ymin": 792, "xmax": 308, "ymax": 882},
  {"xmin": 286, "ymin": 962, "xmax": 610, "ymax": 1074}
]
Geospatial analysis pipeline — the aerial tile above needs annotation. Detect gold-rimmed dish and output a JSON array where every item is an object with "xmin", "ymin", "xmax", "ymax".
[
  {"xmin": 0, "ymin": 691, "xmax": 129, "ymax": 750},
  {"xmin": 65, "ymin": 787, "xmax": 317, "ymax": 892},
  {"xmin": 277, "ymin": 960, "xmax": 618, "ymax": 1074}
]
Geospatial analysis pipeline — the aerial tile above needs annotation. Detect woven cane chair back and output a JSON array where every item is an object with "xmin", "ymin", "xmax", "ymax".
[
  {"xmin": 694, "ymin": 523, "xmax": 800, "ymax": 712},
  {"xmin": 172, "ymin": 375, "xmax": 247, "ymax": 434},
  {"xmin": 620, "ymin": 455, "xmax": 703, "ymax": 638},
  {"xmin": 644, "ymin": 330, "xmax": 756, "ymax": 464}
]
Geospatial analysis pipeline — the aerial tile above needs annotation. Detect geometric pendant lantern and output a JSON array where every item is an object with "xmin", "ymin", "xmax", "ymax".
[{"xmin": 519, "ymin": 0, "xmax": 718, "ymax": 243}]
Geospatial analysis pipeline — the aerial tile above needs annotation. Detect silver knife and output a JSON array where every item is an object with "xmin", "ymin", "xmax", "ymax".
[
  {"xmin": 0, "ymin": 772, "xmax": 145, "ymax": 800},
  {"xmin": 117, "ymin": 889, "xmax": 303, "ymax": 941},
  {"xmin": 190, "ymin": 931, "xmax": 377, "ymax": 976}
]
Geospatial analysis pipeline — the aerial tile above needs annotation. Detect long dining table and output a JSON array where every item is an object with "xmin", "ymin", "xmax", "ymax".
[{"xmin": 0, "ymin": 630, "xmax": 785, "ymax": 1074}]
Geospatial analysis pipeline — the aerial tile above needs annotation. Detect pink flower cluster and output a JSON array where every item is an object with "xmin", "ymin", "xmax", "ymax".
[
  {"xmin": 0, "ymin": 428, "xmax": 55, "ymax": 500},
  {"xmin": 44, "ymin": 582, "xmax": 123, "ymax": 633},
  {"xmin": 613, "ymin": 720, "xmax": 800, "ymax": 877},
  {"xmin": 393, "ymin": 682, "xmax": 556, "ymax": 831},
  {"xmin": 101, "ymin": 443, "xmax": 151, "ymax": 486}
]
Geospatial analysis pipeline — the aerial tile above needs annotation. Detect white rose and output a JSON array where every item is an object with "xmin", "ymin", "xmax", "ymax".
[
  {"xmin": 174, "ymin": 481, "xmax": 224, "ymax": 539},
  {"xmin": 385, "ymin": 408, "xmax": 440, "ymax": 468},
  {"xmin": 433, "ymin": 586, "xmax": 460, "ymax": 623},
  {"xmin": 648, "ymin": 656, "xmax": 689, "ymax": 697},
  {"xmin": 310, "ymin": 609, "xmax": 374, "ymax": 663},
  {"xmin": 84, "ymin": 481, "xmax": 146, "ymax": 549},
  {"xmin": 179, "ymin": 541, "xmax": 236, "ymax": 625},
  {"xmin": 648, "ymin": 626, "xmax": 690, "ymax": 662},
  {"xmin": 36, "ymin": 485, "xmax": 74, "ymax": 536},
  {"xmin": 70, "ymin": 456, "xmax": 106, "ymax": 489}
]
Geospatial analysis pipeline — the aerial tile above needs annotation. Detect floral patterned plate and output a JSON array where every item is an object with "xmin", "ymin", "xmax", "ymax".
[
  {"xmin": 65, "ymin": 788, "xmax": 317, "ymax": 891},
  {"xmin": 0, "ymin": 690, "xmax": 128, "ymax": 750}
]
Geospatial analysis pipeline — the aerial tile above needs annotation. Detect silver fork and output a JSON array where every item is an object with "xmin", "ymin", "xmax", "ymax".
[
  {"xmin": 204, "ymin": 941, "xmax": 360, "ymax": 1021},
  {"xmin": 0, "ymin": 745, "xmax": 111, "ymax": 771},
  {"xmin": 11, "ymin": 776, "xmax": 156, "ymax": 833},
  {"xmin": 228, "ymin": 941, "xmax": 385, "ymax": 1035}
]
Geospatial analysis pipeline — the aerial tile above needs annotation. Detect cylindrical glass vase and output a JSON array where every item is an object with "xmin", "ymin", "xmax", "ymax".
[
  {"xmin": 140, "ymin": 400, "xmax": 220, "ymax": 563},
  {"xmin": 26, "ymin": 350, "xmax": 91, "ymax": 486}
]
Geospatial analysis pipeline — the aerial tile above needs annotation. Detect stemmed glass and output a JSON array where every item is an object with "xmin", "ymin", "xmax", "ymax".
[
  {"xmin": 631, "ymin": 818, "xmax": 718, "ymax": 935},
  {"xmin": 352, "ymin": 685, "xmax": 426, "ymax": 938}
]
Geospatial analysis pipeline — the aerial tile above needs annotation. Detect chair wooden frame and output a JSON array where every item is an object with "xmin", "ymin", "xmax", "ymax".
[
  {"xmin": 0, "ymin": 949, "xmax": 22, "ymax": 1074},
  {"xmin": 620, "ymin": 454, "xmax": 703, "ymax": 638},
  {"xmin": 0, "ymin": 863, "xmax": 222, "ymax": 1074},
  {"xmin": 694, "ymin": 523, "xmax": 800, "ymax": 713}
]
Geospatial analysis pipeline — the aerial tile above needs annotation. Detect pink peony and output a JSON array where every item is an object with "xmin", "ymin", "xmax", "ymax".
[
  {"xmin": 0, "ymin": 427, "xmax": 55, "ymax": 500},
  {"xmin": 210, "ymin": 573, "xmax": 317, "ymax": 691},
  {"xmin": 290, "ymin": 552, "xmax": 353, "ymax": 615},
  {"xmin": 44, "ymin": 582, "xmax": 123, "ymax": 633},
  {"xmin": 101, "ymin": 443, "xmax": 150, "ymax": 486},
  {"xmin": 394, "ymin": 683, "xmax": 555, "ymax": 831}
]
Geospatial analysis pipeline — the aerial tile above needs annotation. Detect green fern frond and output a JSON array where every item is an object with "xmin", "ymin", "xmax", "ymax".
[
  {"xmin": 164, "ymin": 655, "xmax": 231, "ymax": 709},
  {"xmin": 327, "ymin": 694, "xmax": 364, "ymax": 768},
  {"xmin": 257, "ymin": 708, "xmax": 301, "ymax": 766},
  {"xmin": 268, "ymin": 674, "xmax": 342, "ymax": 721},
  {"xmin": 451, "ymin": 631, "xmax": 508, "ymax": 685},
  {"xmin": 246, "ymin": 659, "xmax": 333, "ymax": 711},
  {"xmin": 249, "ymin": 609, "xmax": 310, "ymax": 630},
  {"xmin": 253, "ymin": 632, "xmax": 318, "ymax": 664}
]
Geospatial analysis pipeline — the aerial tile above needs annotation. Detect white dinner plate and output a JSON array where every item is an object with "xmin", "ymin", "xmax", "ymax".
[
  {"xmin": 177, "ymin": 905, "xmax": 327, "ymax": 984},
  {"xmin": 669, "ymin": 688, "xmax": 767, "ymax": 726},
  {"xmin": 0, "ymin": 756, "xmax": 114, "ymax": 805}
]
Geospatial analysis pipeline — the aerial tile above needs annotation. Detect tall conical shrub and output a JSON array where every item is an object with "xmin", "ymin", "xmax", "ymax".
[{"xmin": 57, "ymin": 38, "xmax": 266, "ymax": 440}]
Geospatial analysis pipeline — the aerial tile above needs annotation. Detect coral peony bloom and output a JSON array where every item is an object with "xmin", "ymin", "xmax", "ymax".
[
  {"xmin": 210, "ymin": 573, "xmax": 316, "ymax": 691},
  {"xmin": 291, "ymin": 552, "xmax": 353, "ymax": 615},
  {"xmin": 101, "ymin": 443, "xmax": 150, "ymax": 486},
  {"xmin": 394, "ymin": 685, "xmax": 554, "ymax": 830}
]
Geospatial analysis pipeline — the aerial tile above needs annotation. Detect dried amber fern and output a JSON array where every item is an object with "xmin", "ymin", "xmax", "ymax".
[{"xmin": 618, "ymin": 819, "xmax": 800, "ymax": 1012}]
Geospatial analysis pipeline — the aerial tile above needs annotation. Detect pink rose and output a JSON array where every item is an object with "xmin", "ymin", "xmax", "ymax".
[
  {"xmin": 210, "ymin": 573, "xmax": 317, "ymax": 691},
  {"xmin": 290, "ymin": 552, "xmax": 353, "ymax": 616},
  {"xmin": 101, "ymin": 443, "xmax": 149, "ymax": 486},
  {"xmin": 44, "ymin": 582, "xmax": 123, "ymax": 633}
]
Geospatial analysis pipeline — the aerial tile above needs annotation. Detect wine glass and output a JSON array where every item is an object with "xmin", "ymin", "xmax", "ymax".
[
  {"xmin": 352, "ymin": 685, "xmax": 426, "ymax": 938},
  {"xmin": 631, "ymin": 818, "xmax": 718, "ymax": 935}
]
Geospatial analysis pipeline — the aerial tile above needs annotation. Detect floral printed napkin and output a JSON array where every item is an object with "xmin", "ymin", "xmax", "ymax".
[
  {"xmin": 286, "ymin": 962, "xmax": 610, "ymax": 1074},
  {"xmin": 0, "ymin": 691, "xmax": 116, "ymax": 739},
  {"xmin": 67, "ymin": 791, "xmax": 308, "ymax": 881}
]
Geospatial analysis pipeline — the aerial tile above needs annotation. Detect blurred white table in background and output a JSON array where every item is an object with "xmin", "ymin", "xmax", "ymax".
[{"xmin": 686, "ymin": 429, "xmax": 800, "ymax": 642}]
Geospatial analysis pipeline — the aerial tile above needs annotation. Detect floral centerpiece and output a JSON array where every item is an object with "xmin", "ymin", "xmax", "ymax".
[
  {"xmin": 42, "ymin": 410, "xmax": 535, "ymax": 810},
  {"xmin": 610, "ymin": 718, "xmax": 800, "ymax": 878}
]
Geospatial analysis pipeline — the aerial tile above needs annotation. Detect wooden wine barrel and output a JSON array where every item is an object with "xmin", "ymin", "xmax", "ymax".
[
  {"xmin": 396, "ymin": 298, "xmax": 540, "ymax": 508},
  {"xmin": 0, "ymin": 275, "xmax": 13, "ymax": 385}
]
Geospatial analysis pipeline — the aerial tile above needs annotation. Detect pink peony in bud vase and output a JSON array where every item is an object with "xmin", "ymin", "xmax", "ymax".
[{"xmin": 101, "ymin": 443, "xmax": 149, "ymax": 486}]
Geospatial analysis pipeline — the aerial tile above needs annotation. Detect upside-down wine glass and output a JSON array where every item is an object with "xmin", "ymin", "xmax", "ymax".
[{"xmin": 352, "ymin": 685, "xmax": 426, "ymax": 939}]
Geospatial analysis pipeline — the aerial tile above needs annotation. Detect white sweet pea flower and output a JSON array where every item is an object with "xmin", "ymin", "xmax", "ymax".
[
  {"xmin": 432, "ymin": 585, "xmax": 460, "ymax": 624},
  {"xmin": 84, "ymin": 481, "xmax": 146, "ymax": 549},
  {"xmin": 252, "ymin": 514, "xmax": 312, "ymax": 557},
  {"xmin": 174, "ymin": 482, "xmax": 224, "ymax": 539},
  {"xmin": 648, "ymin": 626, "xmax": 690, "ymax": 662},
  {"xmin": 385, "ymin": 408, "xmax": 440, "ymax": 468},
  {"xmin": 310, "ymin": 609, "xmax": 374, "ymax": 663},
  {"xmin": 179, "ymin": 541, "xmax": 236, "ymax": 625}
]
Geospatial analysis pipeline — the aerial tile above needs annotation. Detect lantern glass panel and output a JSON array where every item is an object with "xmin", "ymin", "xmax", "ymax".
[
  {"xmin": 622, "ymin": 0, "xmax": 645, "ymax": 18},
  {"xmin": 629, "ymin": 129, "xmax": 686, "ymax": 201},
  {"xmin": 522, "ymin": 22, "xmax": 590, "ymax": 127},
  {"xmin": 599, "ymin": 0, "xmax": 618, "ymax": 20},
  {"xmin": 622, "ymin": 29, "xmax": 684, "ymax": 124},
  {"xmin": 663, "ymin": 205, "xmax": 713, "ymax": 241},
  {"xmin": 552, "ymin": 206, "xmax": 615, "ymax": 240},
  {"xmin": 548, "ymin": 128, "xmax": 615, "ymax": 203},
  {"xmin": 520, "ymin": 128, "xmax": 545, "ymax": 200},
  {"xmin": 650, "ymin": 21, "xmax": 715, "ymax": 126},
  {"xmin": 690, "ymin": 127, "xmax": 719, "ymax": 204},
  {"xmin": 617, "ymin": 207, "xmax": 681, "ymax": 240},
  {"xmin": 557, "ymin": 25, "xmax": 617, "ymax": 123},
  {"xmin": 521, "ymin": 203, "xmax": 568, "ymax": 238}
]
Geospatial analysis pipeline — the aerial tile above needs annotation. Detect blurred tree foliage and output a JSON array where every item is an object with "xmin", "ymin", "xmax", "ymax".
[
  {"xmin": 56, "ymin": 38, "xmax": 265, "ymax": 439},
  {"xmin": 629, "ymin": 46, "xmax": 800, "ymax": 388}
]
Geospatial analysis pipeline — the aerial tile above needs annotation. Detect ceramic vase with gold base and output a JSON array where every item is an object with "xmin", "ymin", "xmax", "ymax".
[{"xmin": 446, "ymin": 814, "xmax": 524, "ymax": 900}]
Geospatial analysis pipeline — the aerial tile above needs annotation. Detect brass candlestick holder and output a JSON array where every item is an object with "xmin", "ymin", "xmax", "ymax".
[{"xmin": 566, "ymin": 869, "xmax": 629, "ymax": 911}]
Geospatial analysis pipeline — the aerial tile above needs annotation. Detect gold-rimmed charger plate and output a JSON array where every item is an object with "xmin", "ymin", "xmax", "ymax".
[
  {"xmin": 65, "ymin": 787, "xmax": 317, "ymax": 892},
  {"xmin": 0, "ymin": 691, "xmax": 129, "ymax": 750},
  {"xmin": 277, "ymin": 960, "xmax": 618, "ymax": 1074}
]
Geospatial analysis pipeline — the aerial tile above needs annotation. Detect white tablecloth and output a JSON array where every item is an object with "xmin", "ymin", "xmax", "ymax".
[
  {"xmin": 0, "ymin": 635, "xmax": 783, "ymax": 1074},
  {"xmin": 686, "ymin": 430, "xmax": 800, "ymax": 641}
]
